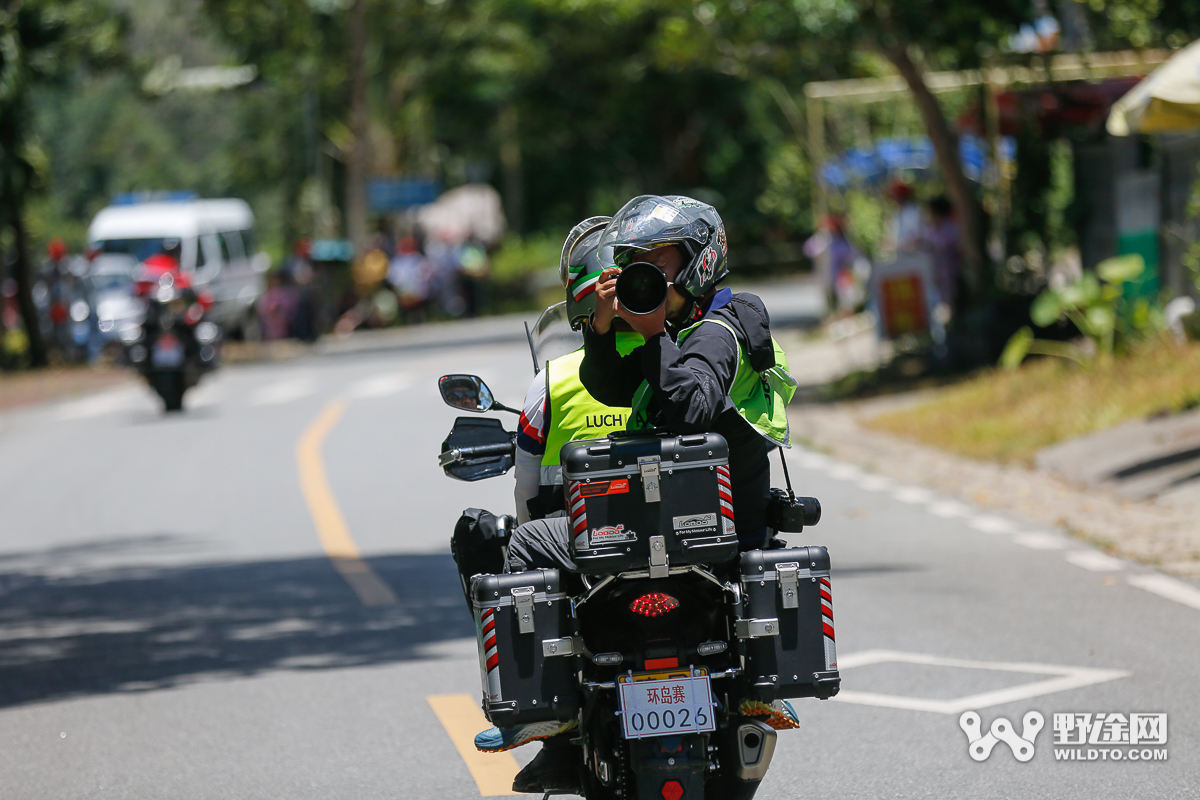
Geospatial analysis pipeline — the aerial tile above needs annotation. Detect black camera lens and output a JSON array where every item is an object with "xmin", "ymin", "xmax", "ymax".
[{"xmin": 615, "ymin": 262, "xmax": 668, "ymax": 315}]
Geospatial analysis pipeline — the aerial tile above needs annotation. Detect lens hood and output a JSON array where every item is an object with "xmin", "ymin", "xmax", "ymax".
[{"xmin": 615, "ymin": 262, "xmax": 668, "ymax": 315}]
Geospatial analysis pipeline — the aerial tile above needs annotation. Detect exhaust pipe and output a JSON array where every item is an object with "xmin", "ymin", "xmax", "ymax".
[{"xmin": 734, "ymin": 720, "xmax": 777, "ymax": 781}]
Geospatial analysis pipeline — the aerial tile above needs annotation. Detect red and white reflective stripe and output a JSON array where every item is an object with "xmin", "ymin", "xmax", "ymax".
[
  {"xmin": 569, "ymin": 482, "xmax": 588, "ymax": 534},
  {"xmin": 716, "ymin": 466, "xmax": 734, "ymax": 521},
  {"xmin": 820, "ymin": 578, "xmax": 835, "ymax": 641},
  {"xmin": 481, "ymin": 607, "xmax": 502, "ymax": 700}
]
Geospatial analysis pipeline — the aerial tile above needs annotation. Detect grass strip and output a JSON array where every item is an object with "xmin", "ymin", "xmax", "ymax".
[{"xmin": 865, "ymin": 339, "xmax": 1200, "ymax": 466}]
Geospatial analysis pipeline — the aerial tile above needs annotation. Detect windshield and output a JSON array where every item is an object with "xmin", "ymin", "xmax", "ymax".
[
  {"xmin": 88, "ymin": 273, "xmax": 133, "ymax": 294},
  {"xmin": 529, "ymin": 302, "xmax": 582, "ymax": 368},
  {"xmin": 94, "ymin": 238, "xmax": 169, "ymax": 262}
]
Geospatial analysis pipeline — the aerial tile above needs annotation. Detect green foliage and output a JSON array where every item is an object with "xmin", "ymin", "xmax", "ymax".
[
  {"xmin": 1001, "ymin": 255, "xmax": 1165, "ymax": 369},
  {"xmin": 490, "ymin": 233, "xmax": 562, "ymax": 282}
]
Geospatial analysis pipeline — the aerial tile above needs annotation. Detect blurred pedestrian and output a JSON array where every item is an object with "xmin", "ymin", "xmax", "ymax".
[
  {"xmin": 885, "ymin": 181, "xmax": 922, "ymax": 254},
  {"xmin": 805, "ymin": 214, "xmax": 863, "ymax": 318},
  {"xmin": 388, "ymin": 236, "xmax": 431, "ymax": 324},
  {"xmin": 258, "ymin": 270, "xmax": 300, "ymax": 340},
  {"xmin": 457, "ymin": 237, "xmax": 490, "ymax": 318},
  {"xmin": 922, "ymin": 195, "xmax": 962, "ymax": 315}
]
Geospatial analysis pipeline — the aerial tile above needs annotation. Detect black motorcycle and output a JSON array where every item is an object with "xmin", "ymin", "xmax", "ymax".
[
  {"xmin": 436, "ymin": 304, "xmax": 839, "ymax": 800},
  {"xmin": 125, "ymin": 276, "xmax": 220, "ymax": 412}
]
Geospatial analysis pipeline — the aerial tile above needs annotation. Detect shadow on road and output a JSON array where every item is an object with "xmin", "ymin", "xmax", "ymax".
[{"xmin": 0, "ymin": 543, "xmax": 473, "ymax": 709}]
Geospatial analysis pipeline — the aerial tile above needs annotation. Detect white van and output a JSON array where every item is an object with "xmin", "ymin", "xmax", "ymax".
[{"xmin": 87, "ymin": 198, "xmax": 270, "ymax": 337}]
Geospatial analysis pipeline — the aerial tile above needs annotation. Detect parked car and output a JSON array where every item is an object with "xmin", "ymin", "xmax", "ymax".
[{"xmin": 87, "ymin": 198, "xmax": 269, "ymax": 339}]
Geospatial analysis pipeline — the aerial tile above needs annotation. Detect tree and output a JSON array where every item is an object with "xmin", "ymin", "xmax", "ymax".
[{"xmin": 0, "ymin": 0, "xmax": 125, "ymax": 368}]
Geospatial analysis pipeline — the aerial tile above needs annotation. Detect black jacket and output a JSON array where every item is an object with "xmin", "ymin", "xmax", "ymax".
[{"xmin": 580, "ymin": 289, "xmax": 775, "ymax": 540}]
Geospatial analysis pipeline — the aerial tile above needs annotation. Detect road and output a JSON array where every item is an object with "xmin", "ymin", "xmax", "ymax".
[{"xmin": 0, "ymin": 284, "xmax": 1196, "ymax": 799}]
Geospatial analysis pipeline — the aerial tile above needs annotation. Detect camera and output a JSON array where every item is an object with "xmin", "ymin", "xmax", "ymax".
[{"xmin": 615, "ymin": 261, "xmax": 668, "ymax": 315}]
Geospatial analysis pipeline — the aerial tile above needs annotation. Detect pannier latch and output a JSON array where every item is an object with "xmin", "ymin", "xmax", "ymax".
[
  {"xmin": 735, "ymin": 618, "xmax": 780, "ymax": 638},
  {"xmin": 776, "ymin": 562, "xmax": 800, "ymax": 610},
  {"xmin": 638, "ymin": 456, "xmax": 662, "ymax": 503},
  {"xmin": 512, "ymin": 586, "xmax": 535, "ymax": 634},
  {"xmin": 648, "ymin": 535, "xmax": 669, "ymax": 579},
  {"xmin": 542, "ymin": 636, "xmax": 583, "ymax": 657}
]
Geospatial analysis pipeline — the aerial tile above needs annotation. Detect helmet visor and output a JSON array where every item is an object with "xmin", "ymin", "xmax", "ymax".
[{"xmin": 598, "ymin": 196, "xmax": 708, "ymax": 258}]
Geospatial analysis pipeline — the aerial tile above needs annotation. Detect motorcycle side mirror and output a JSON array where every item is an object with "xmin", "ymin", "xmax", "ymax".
[{"xmin": 439, "ymin": 374, "xmax": 496, "ymax": 412}]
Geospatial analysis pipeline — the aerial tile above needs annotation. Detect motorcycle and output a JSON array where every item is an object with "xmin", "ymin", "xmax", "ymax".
[
  {"xmin": 124, "ymin": 273, "xmax": 220, "ymax": 412},
  {"xmin": 436, "ymin": 304, "xmax": 839, "ymax": 800}
]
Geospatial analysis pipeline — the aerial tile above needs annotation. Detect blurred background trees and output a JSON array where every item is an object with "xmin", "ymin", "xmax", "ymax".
[{"xmin": 8, "ymin": 0, "xmax": 1200, "ymax": 350}]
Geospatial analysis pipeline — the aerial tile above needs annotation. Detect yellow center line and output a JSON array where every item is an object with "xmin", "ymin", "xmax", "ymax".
[
  {"xmin": 296, "ymin": 399, "xmax": 399, "ymax": 607},
  {"xmin": 427, "ymin": 694, "xmax": 520, "ymax": 796}
]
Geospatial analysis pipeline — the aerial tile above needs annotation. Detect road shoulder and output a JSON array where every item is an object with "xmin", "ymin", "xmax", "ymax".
[{"xmin": 789, "ymin": 395, "xmax": 1200, "ymax": 582}]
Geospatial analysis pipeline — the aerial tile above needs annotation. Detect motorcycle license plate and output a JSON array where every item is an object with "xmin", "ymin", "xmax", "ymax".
[
  {"xmin": 616, "ymin": 668, "xmax": 715, "ymax": 740},
  {"xmin": 152, "ymin": 338, "xmax": 184, "ymax": 368}
]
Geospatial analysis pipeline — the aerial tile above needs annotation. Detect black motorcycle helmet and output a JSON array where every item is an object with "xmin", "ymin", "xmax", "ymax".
[
  {"xmin": 560, "ymin": 215, "xmax": 614, "ymax": 330},
  {"xmin": 597, "ymin": 195, "xmax": 728, "ymax": 303}
]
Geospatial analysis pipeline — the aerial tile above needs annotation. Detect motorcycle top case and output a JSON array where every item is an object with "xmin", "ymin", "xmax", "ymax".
[
  {"xmin": 735, "ymin": 547, "xmax": 840, "ymax": 701},
  {"xmin": 561, "ymin": 432, "xmax": 739, "ymax": 575},
  {"xmin": 471, "ymin": 569, "xmax": 579, "ymax": 728}
]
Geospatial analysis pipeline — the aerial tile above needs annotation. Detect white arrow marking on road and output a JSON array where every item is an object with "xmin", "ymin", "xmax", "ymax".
[
  {"xmin": 251, "ymin": 377, "xmax": 316, "ymax": 405},
  {"xmin": 831, "ymin": 650, "xmax": 1130, "ymax": 715},
  {"xmin": 346, "ymin": 372, "xmax": 412, "ymax": 399},
  {"xmin": 1128, "ymin": 573, "xmax": 1200, "ymax": 612},
  {"xmin": 57, "ymin": 387, "xmax": 145, "ymax": 420},
  {"xmin": 1065, "ymin": 551, "xmax": 1125, "ymax": 572}
]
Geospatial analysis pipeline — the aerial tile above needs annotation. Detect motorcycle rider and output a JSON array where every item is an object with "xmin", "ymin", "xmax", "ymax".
[
  {"xmin": 512, "ymin": 216, "xmax": 644, "ymax": 526},
  {"xmin": 479, "ymin": 197, "xmax": 801, "ymax": 794},
  {"xmin": 469, "ymin": 218, "xmax": 643, "ymax": 794}
]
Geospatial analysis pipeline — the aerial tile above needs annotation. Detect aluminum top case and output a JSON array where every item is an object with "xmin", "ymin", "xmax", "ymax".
[{"xmin": 561, "ymin": 432, "xmax": 739, "ymax": 575}]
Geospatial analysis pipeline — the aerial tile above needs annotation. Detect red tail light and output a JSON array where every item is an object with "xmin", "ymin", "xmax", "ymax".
[
  {"xmin": 629, "ymin": 593, "xmax": 679, "ymax": 618},
  {"xmin": 661, "ymin": 780, "xmax": 684, "ymax": 800}
]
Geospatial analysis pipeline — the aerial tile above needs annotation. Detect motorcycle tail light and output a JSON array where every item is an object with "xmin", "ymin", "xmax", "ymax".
[
  {"xmin": 661, "ymin": 780, "xmax": 684, "ymax": 800},
  {"xmin": 629, "ymin": 593, "xmax": 679, "ymax": 618}
]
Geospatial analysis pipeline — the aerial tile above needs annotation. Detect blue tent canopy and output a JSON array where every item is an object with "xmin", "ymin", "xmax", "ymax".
[{"xmin": 820, "ymin": 134, "xmax": 1013, "ymax": 189}]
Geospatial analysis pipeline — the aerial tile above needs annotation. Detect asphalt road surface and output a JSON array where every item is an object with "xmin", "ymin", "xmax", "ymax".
[{"xmin": 0, "ymin": 296, "xmax": 1197, "ymax": 799}]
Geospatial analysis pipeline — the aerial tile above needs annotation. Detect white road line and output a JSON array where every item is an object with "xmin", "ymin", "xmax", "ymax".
[
  {"xmin": 57, "ymin": 387, "xmax": 145, "ymax": 420},
  {"xmin": 828, "ymin": 463, "xmax": 864, "ymax": 481},
  {"xmin": 968, "ymin": 515, "xmax": 1019, "ymax": 534},
  {"xmin": 928, "ymin": 500, "xmax": 972, "ymax": 519},
  {"xmin": 794, "ymin": 451, "xmax": 831, "ymax": 470},
  {"xmin": 188, "ymin": 383, "xmax": 226, "ymax": 408},
  {"xmin": 1013, "ymin": 533, "xmax": 1068, "ymax": 550},
  {"xmin": 831, "ymin": 649, "xmax": 1130, "ymax": 715},
  {"xmin": 1065, "ymin": 551, "xmax": 1125, "ymax": 572},
  {"xmin": 251, "ymin": 377, "xmax": 317, "ymax": 406},
  {"xmin": 1127, "ymin": 573, "xmax": 1200, "ymax": 612},
  {"xmin": 856, "ymin": 474, "xmax": 894, "ymax": 492},
  {"xmin": 346, "ymin": 373, "xmax": 412, "ymax": 399},
  {"xmin": 893, "ymin": 486, "xmax": 936, "ymax": 504}
]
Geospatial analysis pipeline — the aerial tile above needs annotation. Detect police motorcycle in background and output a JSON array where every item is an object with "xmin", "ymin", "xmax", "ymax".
[
  {"xmin": 436, "ymin": 304, "xmax": 839, "ymax": 800},
  {"xmin": 123, "ymin": 273, "xmax": 221, "ymax": 412}
]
